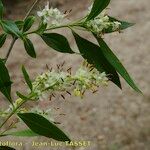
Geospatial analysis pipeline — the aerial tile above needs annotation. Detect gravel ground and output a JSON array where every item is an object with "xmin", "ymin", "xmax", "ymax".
[{"xmin": 0, "ymin": 0, "xmax": 150, "ymax": 150}]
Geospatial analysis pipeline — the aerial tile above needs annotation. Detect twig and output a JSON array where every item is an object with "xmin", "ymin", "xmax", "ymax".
[
  {"xmin": 5, "ymin": 37, "xmax": 17, "ymax": 62},
  {"xmin": 4, "ymin": 0, "xmax": 41, "ymax": 63},
  {"xmin": 1, "ymin": 0, "xmax": 41, "ymax": 130},
  {"xmin": 0, "ymin": 99, "xmax": 27, "ymax": 132}
]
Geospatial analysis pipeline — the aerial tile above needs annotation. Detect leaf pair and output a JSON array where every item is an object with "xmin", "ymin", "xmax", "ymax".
[
  {"xmin": 23, "ymin": 27, "xmax": 74, "ymax": 58},
  {"xmin": 72, "ymin": 31, "xmax": 141, "ymax": 92},
  {"xmin": 0, "ymin": 20, "xmax": 22, "ymax": 38}
]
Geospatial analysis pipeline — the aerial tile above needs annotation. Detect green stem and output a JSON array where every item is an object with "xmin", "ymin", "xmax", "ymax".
[
  {"xmin": 0, "ymin": 99, "xmax": 26, "ymax": 130},
  {"xmin": 25, "ymin": 22, "xmax": 83, "ymax": 35}
]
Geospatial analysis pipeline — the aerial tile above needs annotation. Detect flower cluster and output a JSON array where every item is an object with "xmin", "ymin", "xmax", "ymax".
[
  {"xmin": 85, "ymin": 8, "xmax": 121, "ymax": 36},
  {"xmin": 37, "ymin": 2, "xmax": 65, "ymax": 26},
  {"xmin": 31, "ymin": 62, "xmax": 108, "ymax": 100}
]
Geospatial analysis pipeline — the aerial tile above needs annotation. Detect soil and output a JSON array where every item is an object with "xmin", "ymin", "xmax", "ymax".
[{"xmin": 0, "ymin": 0, "xmax": 150, "ymax": 150}]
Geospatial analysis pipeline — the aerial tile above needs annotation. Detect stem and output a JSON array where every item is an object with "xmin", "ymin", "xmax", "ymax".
[
  {"xmin": 5, "ymin": 37, "xmax": 17, "ymax": 63},
  {"xmin": 26, "ymin": 23, "xmax": 83, "ymax": 35},
  {"xmin": 0, "ymin": 91, "xmax": 35, "ymax": 132},
  {"xmin": 0, "ymin": 99, "xmax": 26, "ymax": 130}
]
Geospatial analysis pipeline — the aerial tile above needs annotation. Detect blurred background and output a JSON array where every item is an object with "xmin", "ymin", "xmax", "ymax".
[{"xmin": 0, "ymin": 0, "xmax": 150, "ymax": 150}]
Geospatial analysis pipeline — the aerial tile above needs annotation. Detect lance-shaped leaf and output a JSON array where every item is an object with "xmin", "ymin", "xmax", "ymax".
[
  {"xmin": 36, "ymin": 22, "xmax": 47, "ymax": 34},
  {"xmin": 22, "ymin": 65, "xmax": 32, "ymax": 91},
  {"xmin": 16, "ymin": 91, "xmax": 30, "ymax": 101},
  {"xmin": 15, "ymin": 20, "xmax": 24, "ymax": 30},
  {"xmin": 95, "ymin": 36, "xmax": 142, "ymax": 93},
  {"xmin": 0, "ymin": 20, "xmax": 22, "ymax": 38},
  {"xmin": 105, "ymin": 16, "xmax": 135, "ymax": 33},
  {"xmin": 23, "ymin": 16, "xmax": 35, "ymax": 32},
  {"xmin": 86, "ymin": 0, "xmax": 110, "ymax": 21},
  {"xmin": 0, "ymin": 59, "xmax": 12, "ymax": 103},
  {"xmin": 0, "ymin": 33, "xmax": 7, "ymax": 48},
  {"xmin": 23, "ymin": 37, "xmax": 36, "ymax": 58},
  {"xmin": 0, "ymin": 146, "xmax": 15, "ymax": 150},
  {"xmin": 72, "ymin": 31, "xmax": 121, "ymax": 88},
  {"xmin": 0, "ymin": 0, "xmax": 4, "ymax": 19},
  {"xmin": 7, "ymin": 129, "xmax": 38, "ymax": 137},
  {"xmin": 18, "ymin": 113, "xmax": 71, "ymax": 142},
  {"xmin": 41, "ymin": 33, "xmax": 75, "ymax": 54}
]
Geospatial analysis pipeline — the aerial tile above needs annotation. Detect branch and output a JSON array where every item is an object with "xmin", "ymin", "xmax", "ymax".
[
  {"xmin": 4, "ymin": 0, "xmax": 41, "ymax": 63},
  {"xmin": 5, "ymin": 37, "xmax": 17, "ymax": 62}
]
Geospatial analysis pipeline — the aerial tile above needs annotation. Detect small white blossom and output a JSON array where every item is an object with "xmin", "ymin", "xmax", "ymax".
[
  {"xmin": 86, "ymin": 4, "xmax": 121, "ymax": 35},
  {"xmin": 31, "ymin": 62, "xmax": 108, "ymax": 100},
  {"xmin": 37, "ymin": 2, "xmax": 65, "ymax": 26},
  {"xmin": 112, "ymin": 21, "xmax": 121, "ymax": 31}
]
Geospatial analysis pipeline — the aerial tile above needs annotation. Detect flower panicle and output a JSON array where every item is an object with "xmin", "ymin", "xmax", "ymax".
[
  {"xmin": 37, "ymin": 2, "xmax": 66, "ymax": 26},
  {"xmin": 31, "ymin": 61, "xmax": 109, "ymax": 101}
]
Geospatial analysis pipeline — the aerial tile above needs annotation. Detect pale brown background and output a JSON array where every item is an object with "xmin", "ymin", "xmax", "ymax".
[{"xmin": 0, "ymin": 0, "xmax": 149, "ymax": 150}]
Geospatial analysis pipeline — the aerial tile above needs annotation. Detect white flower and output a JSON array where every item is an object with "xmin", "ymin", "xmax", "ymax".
[
  {"xmin": 31, "ymin": 62, "xmax": 108, "ymax": 100},
  {"xmin": 85, "ymin": 5, "xmax": 122, "ymax": 35},
  {"xmin": 112, "ymin": 21, "xmax": 121, "ymax": 31},
  {"xmin": 37, "ymin": 2, "xmax": 65, "ymax": 26}
]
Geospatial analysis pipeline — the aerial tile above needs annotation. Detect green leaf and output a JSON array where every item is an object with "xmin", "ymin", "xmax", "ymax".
[
  {"xmin": 105, "ymin": 16, "xmax": 135, "ymax": 33},
  {"xmin": 16, "ymin": 91, "xmax": 29, "ymax": 101},
  {"xmin": 72, "ymin": 31, "xmax": 121, "ymax": 88},
  {"xmin": 23, "ymin": 16, "xmax": 35, "ymax": 32},
  {"xmin": 15, "ymin": 20, "xmax": 24, "ymax": 30},
  {"xmin": 21, "ymin": 65, "xmax": 32, "ymax": 90},
  {"xmin": 0, "ymin": 59, "xmax": 12, "ymax": 103},
  {"xmin": 0, "ymin": 20, "xmax": 22, "ymax": 38},
  {"xmin": 95, "ymin": 36, "xmax": 142, "ymax": 93},
  {"xmin": 41, "ymin": 33, "xmax": 75, "ymax": 54},
  {"xmin": 0, "ymin": 0, "xmax": 4, "ymax": 19},
  {"xmin": 86, "ymin": 0, "xmax": 110, "ymax": 21},
  {"xmin": 0, "ymin": 146, "xmax": 15, "ymax": 150},
  {"xmin": 7, "ymin": 129, "xmax": 38, "ymax": 137},
  {"xmin": 23, "ymin": 37, "xmax": 36, "ymax": 58},
  {"xmin": 18, "ymin": 113, "xmax": 71, "ymax": 142},
  {"xmin": 36, "ymin": 22, "xmax": 47, "ymax": 34},
  {"xmin": 0, "ymin": 33, "xmax": 7, "ymax": 48}
]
